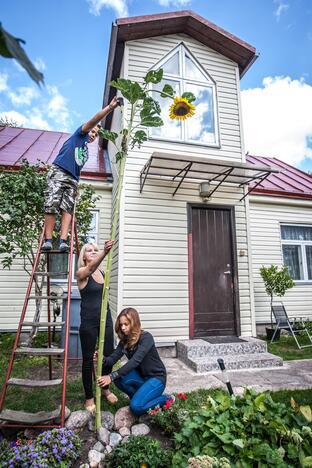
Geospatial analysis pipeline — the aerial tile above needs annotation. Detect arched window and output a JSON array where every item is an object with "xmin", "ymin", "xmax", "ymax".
[{"xmin": 150, "ymin": 43, "xmax": 219, "ymax": 146}]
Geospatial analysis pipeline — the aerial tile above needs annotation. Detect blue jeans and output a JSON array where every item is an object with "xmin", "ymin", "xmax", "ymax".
[{"xmin": 114, "ymin": 369, "xmax": 169, "ymax": 416}]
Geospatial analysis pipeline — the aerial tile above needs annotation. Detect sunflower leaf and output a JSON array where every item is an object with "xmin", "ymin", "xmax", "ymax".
[
  {"xmin": 110, "ymin": 79, "xmax": 145, "ymax": 104},
  {"xmin": 160, "ymin": 84, "xmax": 174, "ymax": 98},
  {"xmin": 98, "ymin": 129, "xmax": 118, "ymax": 144},
  {"xmin": 141, "ymin": 116, "xmax": 163, "ymax": 127},
  {"xmin": 131, "ymin": 130, "xmax": 148, "ymax": 149},
  {"xmin": 182, "ymin": 91, "xmax": 196, "ymax": 103},
  {"xmin": 144, "ymin": 69, "xmax": 163, "ymax": 84}
]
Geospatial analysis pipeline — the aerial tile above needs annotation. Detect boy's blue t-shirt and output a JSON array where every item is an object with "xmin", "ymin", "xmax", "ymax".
[{"xmin": 53, "ymin": 126, "xmax": 89, "ymax": 180}]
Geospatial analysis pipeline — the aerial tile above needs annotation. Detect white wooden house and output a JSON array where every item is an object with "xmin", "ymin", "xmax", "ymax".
[{"xmin": 0, "ymin": 11, "xmax": 311, "ymax": 344}]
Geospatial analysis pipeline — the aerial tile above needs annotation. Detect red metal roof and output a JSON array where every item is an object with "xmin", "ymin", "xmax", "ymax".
[
  {"xmin": 0, "ymin": 126, "xmax": 110, "ymax": 180},
  {"xmin": 246, "ymin": 154, "xmax": 312, "ymax": 200}
]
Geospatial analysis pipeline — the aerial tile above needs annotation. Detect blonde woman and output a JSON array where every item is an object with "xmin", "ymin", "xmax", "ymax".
[
  {"xmin": 77, "ymin": 241, "xmax": 118, "ymax": 413},
  {"xmin": 97, "ymin": 307, "xmax": 173, "ymax": 416}
]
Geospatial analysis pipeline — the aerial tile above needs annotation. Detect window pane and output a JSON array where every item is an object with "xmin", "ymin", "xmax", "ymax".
[
  {"xmin": 185, "ymin": 83, "xmax": 216, "ymax": 144},
  {"xmin": 150, "ymin": 79, "xmax": 182, "ymax": 139},
  {"xmin": 281, "ymin": 225, "xmax": 312, "ymax": 241},
  {"xmin": 185, "ymin": 53, "xmax": 206, "ymax": 81},
  {"xmin": 282, "ymin": 245, "xmax": 303, "ymax": 280},
  {"xmin": 306, "ymin": 246, "xmax": 312, "ymax": 280},
  {"xmin": 161, "ymin": 52, "xmax": 179, "ymax": 76}
]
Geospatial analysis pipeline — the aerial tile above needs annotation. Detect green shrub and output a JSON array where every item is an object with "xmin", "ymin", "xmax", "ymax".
[
  {"xmin": 172, "ymin": 389, "xmax": 312, "ymax": 467},
  {"xmin": 107, "ymin": 435, "xmax": 172, "ymax": 468},
  {"xmin": 149, "ymin": 389, "xmax": 218, "ymax": 435}
]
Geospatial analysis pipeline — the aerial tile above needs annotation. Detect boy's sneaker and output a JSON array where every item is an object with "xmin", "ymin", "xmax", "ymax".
[
  {"xmin": 42, "ymin": 240, "xmax": 52, "ymax": 251},
  {"xmin": 59, "ymin": 240, "xmax": 69, "ymax": 252}
]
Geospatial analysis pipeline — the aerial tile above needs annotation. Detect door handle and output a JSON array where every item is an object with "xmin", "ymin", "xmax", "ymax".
[{"xmin": 224, "ymin": 271, "xmax": 231, "ymax": 274}]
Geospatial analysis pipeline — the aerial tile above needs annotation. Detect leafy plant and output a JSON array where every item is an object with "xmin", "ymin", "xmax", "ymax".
[
  {"xmin": 95, "ymin": 68, "xmax": 196, "ymax": 427},
  {"xmin": 0, "ymin": 159, "xmax": 99, "ymax": 344},
  {"xmin": 107, "ymin": 435, "xmax": 172, "ymax": 468},
  {"xmin": 260, "ymin": 264, "xmax": 295, "ymax": 326},
  {"xmin": 0, "ymin": 428, "xmax": 81, "ymax": 467},
  {"xmin": 172, "ymin": 388, "xmax": 312, "ymax": 468},
  {"xmin": 149, "ymin": 392, "xmax": 191, "ymax": 435}
]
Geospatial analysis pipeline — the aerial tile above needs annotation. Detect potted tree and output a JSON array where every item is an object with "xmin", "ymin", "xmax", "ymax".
[{"xmin": 259, "ymin": 264, "xmax": 295, "ymax": 341}]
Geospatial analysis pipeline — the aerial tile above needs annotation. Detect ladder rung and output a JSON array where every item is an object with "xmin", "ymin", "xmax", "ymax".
[
  {"xmin": 22, "ymin": 321, "xmax": 65, "ymax": 327},
  {"xmin": 33, "ymin": 272, "xmax": 68, "ymax": 276},
  {"xmin": 29, "ymin": 295, "xmax": 68, "ymax": 300},
  {"xmin": 0, "ymin": 408, "xmax": 61, "ymax": 424},
  {"xmin": 15, "ymin": 347, "xmax": 64, "ymax": 356},
  {"xmin": 41, "ymin": 249, "xmax": 74, "ymax": 254},
  {"xmin": 8, "ymin": 378, "xmax": 62, "ymax": 388}
]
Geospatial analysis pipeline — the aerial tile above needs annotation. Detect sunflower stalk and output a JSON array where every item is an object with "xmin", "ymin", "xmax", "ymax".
[{"xmin": 95, "ymin": 68, "xmax": 196, "ymax": 429}]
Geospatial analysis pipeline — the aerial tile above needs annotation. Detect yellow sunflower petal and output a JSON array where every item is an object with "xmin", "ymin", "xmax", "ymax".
[{"xmin": 169, "ymin": 96, "xmax": 196, "ymax": 121}]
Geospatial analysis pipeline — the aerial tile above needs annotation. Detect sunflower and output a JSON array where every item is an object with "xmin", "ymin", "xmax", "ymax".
[{"xmin": 169, "ymin": 96, "xmax": 195, "ymax": 121}]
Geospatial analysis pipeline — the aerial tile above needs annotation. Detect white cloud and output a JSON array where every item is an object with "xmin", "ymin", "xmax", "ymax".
[
  {"xmin": 87, "ymin": 0, "xmax": 128, "ymax": 17},
  {"xmin": 157, "ymin": 0, "xmax": 191, "ymax": 6},
  {"xmin": 8, "ymin": 86, "xmax": 39, "ymax": 106},
  {"xmin": 241, "ymin": 76, "xmax": 312, "ymax": 166},
  {"xmin": 273, "ymin": 0, "xmax": 289, "ymax": 21},
  {"xmin": 46, "ymin": 85, "xmax": 72, "ymax": 131},
  {"xmin": 34, "ymin": 58, "xmax": 47, "ymax": 72},
  {"xmin": 0, "ymin": 73, "xmax": 9, "ymax": 92}
]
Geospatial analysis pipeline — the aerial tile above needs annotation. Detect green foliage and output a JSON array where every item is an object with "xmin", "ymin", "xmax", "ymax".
[
  {"xmin": 0, "ymin": 23, "xmax": 44, "ymax": 85},
  {"xmin": 161, "ymin": 83, "xmax": 174, "ymax": 97},
  {"xmin": 107, "ymin": 435, "xmax": 172, "ymax": 468},
  {"xmin": 268, "ymin": 335, "xmax": 312, "ymax": 360},
  {"xmin": 0, "ymin": 115, "xmax": 20, "ymax": 127},
  {"xmin": 131, "ymin": 130, "xmax": 148, "ymax": 149},
  {"xmin": 110, "ymin": 78, "xmax": 145, "ymax": 104},
  {"xmin": 260, "ymin": 264, "xmax": 295, "ymax": 325},
  {"xmin": 0, "ymin": 160, "xmax": 99, "ymax": 270},
  {"xmin": 144, "ymin": 69, "xmax": 164, "ymax": 84},
  {"xmin": 98, "ymin": 128, "xmax": 118, "ymax": 144},
  {"xmin": 182, "ymin": 91, "xmax": 196, "ymax": 103},
  {"xmin": 172, "ymin": 389, "xmax": 312, "ymax": 468},
  {"xmin": 187, "ymin": 455, "xmax": 231, "ymax": 468},
  {"xmin": 0, "ymin": 428, "xmax": 81, "ymax": 467}
]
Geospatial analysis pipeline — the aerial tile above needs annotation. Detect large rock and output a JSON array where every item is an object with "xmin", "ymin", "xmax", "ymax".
[
  {"xmin": 92, "ymin": 441, "xmax": 105, "ymax": 453},
  {"xmin": 131, "ymin": 423, "xmax": 150, "ymax": 436},
  {"xmin": 97, "ymin": 426, "xmax": 110, "ymax": 446},
  {"xmin": 119, "ymin": 426, "xmax": 131, "ymax": 437},
  {"xmin": 114, "ymin": 406, "xmax": 136, "ymax": 430},
  {"xmin": 54, "ymin": 406, "xmax": 71, "ymax": 425},
  {"xmin": 101, "ymin": 411, "xmax": 114, "ymax": 430},
  {"xmin": 109, "ymin": 432, "xmax": 122, "ymax": 448},
  {"xmin": 65, "ymin": 410, "xmax": 91, "ymax": 430},
  {"xmin": 88, "ymin": 449, "xmax": 105, "ymax": 468}
]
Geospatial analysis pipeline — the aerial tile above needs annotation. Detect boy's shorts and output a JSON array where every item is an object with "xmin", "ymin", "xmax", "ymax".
[{"xmin": 44, "ymin": 165, "xmax": 78, "ymax": 215}]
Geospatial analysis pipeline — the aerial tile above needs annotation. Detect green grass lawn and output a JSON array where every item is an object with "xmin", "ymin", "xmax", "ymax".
[{"xmin": 266, "ymin": 334, "xmax": 312, "ymax": 360}]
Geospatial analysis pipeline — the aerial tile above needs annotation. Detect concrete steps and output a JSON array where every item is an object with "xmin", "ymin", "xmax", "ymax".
[{"xmin": 177, "ymin": 337, "xmax": 283, "ymax": 373}]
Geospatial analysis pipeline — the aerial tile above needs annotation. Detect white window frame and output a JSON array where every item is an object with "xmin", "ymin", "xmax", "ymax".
[
  {"xmin": 280, "ymin": 223, "xmax": 312, "ymax": 283},
  {"xmin": 51, "ymin": 210, "xmax": 99, "ymax": 284},
  {"xmin": 149, "ymin": 42, "xmax": 220, "ymax": 147}
]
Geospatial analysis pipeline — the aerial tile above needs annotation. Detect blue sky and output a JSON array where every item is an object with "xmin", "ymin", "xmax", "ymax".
[{"xmin": 1, "ymin": 0, "xmax": 312, "ymax": 171}]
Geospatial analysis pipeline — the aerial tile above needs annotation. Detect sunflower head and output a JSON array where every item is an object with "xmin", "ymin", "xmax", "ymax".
[{"xmin": 169, "ymin": 96, "xmax": 195, "ymax": 121}]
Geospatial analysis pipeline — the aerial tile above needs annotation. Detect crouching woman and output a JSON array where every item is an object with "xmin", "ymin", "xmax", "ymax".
[{"xmin": 97, "ymin": 307, "xmax": 172, "ymax": 416}]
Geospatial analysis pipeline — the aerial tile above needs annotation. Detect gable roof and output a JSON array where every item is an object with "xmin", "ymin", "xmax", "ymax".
[
  {"xmin": 0, "ymin": 126, "xmax": 111, "ymax": 180},
  {"xmin": 101, "ymin": 11, "xmax": 257, "ymax": 141},
  {"xmin": 247, "ymin": 154, "xmax": 312, "ymax": 200}
]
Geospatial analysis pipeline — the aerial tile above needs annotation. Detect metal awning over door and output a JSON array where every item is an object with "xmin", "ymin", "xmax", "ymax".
[{"xmin": 140, "ymin": 152, "xmax": 279, "ymax": 201}]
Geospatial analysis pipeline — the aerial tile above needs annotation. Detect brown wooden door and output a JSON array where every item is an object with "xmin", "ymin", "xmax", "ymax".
[{"xmin": 189, "ymin": 205, "xmax": 239, "ymax": 337}]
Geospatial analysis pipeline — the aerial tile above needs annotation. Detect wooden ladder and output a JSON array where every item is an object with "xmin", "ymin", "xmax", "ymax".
[{"xmin": 0, "ymin": 212, "xmax": 80, "ymax": 428}]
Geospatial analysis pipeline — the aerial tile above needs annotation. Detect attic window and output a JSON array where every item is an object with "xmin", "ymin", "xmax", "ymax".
[{"xmin": 149, "ymin": 43, "xmax": 219, "ymax": 147}]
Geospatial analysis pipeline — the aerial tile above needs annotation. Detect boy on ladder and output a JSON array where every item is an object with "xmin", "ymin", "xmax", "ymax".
[{"xmin": 42, "ymin": 96, "xmax": 120, "ymax": 251}]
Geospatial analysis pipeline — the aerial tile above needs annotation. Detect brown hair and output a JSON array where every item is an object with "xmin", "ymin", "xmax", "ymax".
[{"xmin": 115, "ymin": 307, "xmax": 142, "ymax": 348}]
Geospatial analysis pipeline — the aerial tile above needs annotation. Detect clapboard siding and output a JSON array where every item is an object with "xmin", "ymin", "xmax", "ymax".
[
  {"xmin": 250, "ymin": 198, "xmax": 312, "ymax": 323},
  {"xmin": 106, "ymin": 34, "xmax": 253, "ymax": 341},
  {"xmin": 0, "ymin": 182, "xmax": 112, "ymax": 331}
]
